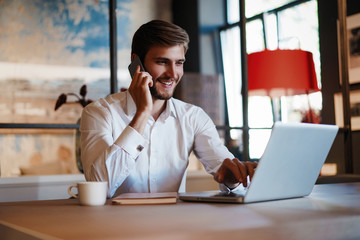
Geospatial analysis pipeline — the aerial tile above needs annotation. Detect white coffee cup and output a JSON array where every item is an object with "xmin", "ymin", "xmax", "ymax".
[{"xmin": 68, "ymin": 181, "xmax": 107, "ymax": 206}]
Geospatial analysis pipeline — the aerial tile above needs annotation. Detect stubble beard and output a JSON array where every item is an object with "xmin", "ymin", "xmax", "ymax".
[{"xmin": 149, "ymin": 79, "xmax": 177, "ymax": 100}]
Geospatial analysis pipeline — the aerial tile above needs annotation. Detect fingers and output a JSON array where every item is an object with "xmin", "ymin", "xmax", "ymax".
[
  {"xmin": 128, "ymin": 66, "xmax": 153, "ymax": 99},
  {"xmin": 232, "ymin": 160, "xmax": 247, "ymax": 187},
  {"xmin": 127, "ymin": 66, "xmax": 154, "ymax": 114},
  {"xmin": 214, "ymin": 158, "xmax": 243, "ymax": 188},
  {"xmin": 214, "ymin": 159, "xmax": 258, "ymax": 188},
  {"xmin": 131, "ymin": 66, "xmax": 152, "ymax": 88},
  {"xmin": 244, "ymin": 161, "xmax": 258, "ymax": 181},
  {"xmin": 214, "ymin": 158, "xmax": 235, "ymax": 183}
]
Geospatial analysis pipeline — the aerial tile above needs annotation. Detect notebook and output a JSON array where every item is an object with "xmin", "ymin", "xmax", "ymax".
[
  {"xmin": 112, "ymin": 192, "xmax": 177, "ymax": 205},
  {"xmin": 179, "ymin": 122, "xmax": 339, "ymax": 204}
]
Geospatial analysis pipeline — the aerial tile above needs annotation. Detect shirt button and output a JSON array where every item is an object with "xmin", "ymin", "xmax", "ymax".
[{"xmin": 136, "ymin": 145, "xmax": 144, "ymax": 151}]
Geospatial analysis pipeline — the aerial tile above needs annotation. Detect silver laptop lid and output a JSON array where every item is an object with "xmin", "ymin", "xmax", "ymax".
[{"xmin": 244, "ymin": 122, "xmax": 338, "ymax": 203}]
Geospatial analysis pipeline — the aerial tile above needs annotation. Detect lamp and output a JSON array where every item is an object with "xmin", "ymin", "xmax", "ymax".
[{"xmin": 247, "ymin": 49, "xmax": 320, "ymax": 122}]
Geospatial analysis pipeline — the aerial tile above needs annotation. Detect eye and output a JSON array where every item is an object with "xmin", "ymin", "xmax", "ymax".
[
  {"xmin": 156, "ymin": 60, "xmax": 168, "ymax": 65},
  {"xmin": 176, "ymin": 60, "xmax": 185, "ymax": 66}
]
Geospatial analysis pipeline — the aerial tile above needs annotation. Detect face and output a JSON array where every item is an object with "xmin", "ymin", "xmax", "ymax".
[{"xmin": 143, "ymin": 45, "xmax": 185, "ymax": 100}]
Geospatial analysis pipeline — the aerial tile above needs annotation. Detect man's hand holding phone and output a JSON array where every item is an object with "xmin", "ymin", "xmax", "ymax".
[{"xmin": 128, "ymin": 56, "xmax": 154, "ymax": 134}]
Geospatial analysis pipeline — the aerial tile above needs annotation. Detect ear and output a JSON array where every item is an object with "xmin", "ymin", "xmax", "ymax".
[{"xmin": 131, "ymin": 54, "xmax": 137, "ymax": 62}]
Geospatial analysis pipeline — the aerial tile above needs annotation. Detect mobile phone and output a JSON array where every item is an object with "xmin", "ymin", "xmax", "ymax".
[{"xmin": 128, "ymin": 55, "xmax": 145, "ymax": 78}]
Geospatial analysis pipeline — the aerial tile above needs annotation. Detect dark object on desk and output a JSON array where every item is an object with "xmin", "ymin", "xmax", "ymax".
[{"xmin": 112, "ymin": 192, "xmax": 177, "ymax": 205}]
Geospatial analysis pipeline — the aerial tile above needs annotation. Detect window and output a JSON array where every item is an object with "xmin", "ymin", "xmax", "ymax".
[{"xmin": 220, "ymin": 0, "xmax": 321, "ymax": 159}]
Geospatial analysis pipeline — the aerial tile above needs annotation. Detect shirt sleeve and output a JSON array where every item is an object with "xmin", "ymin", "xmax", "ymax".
[
  {"xmin": 191, "ymin": 108, "xmax": 235, "ymax": 192},
  {"xmin": 191, "ymin": 107, "xmax": 234, "ymax": 175},
  {"xmin": 80, "ymin": 101, "xmax": 148, "ymax": 198}
]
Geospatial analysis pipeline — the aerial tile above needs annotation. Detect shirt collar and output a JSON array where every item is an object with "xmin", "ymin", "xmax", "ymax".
[
  {"xmin": 162, "ymin": 98, "xmax": 177, "ymax": 120},
  {"xmin": 125, "ymin": 91, "xmax": 177, "ymax": 120}
]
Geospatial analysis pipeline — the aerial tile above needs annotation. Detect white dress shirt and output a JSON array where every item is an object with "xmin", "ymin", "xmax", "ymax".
[{"xmin": 80, "ymin": 91, "xmax": 234, "ymax": 197}]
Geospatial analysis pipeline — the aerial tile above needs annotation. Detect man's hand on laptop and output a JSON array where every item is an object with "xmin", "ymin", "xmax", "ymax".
[{"xmin": 214, "ymin": 158, "xmax": 258, "ymax": 189}]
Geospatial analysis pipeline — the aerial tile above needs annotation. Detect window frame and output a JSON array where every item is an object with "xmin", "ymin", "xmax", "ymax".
[{"xmin": 219, "ymin": 0, "xmax": 318, "ymax": 160}]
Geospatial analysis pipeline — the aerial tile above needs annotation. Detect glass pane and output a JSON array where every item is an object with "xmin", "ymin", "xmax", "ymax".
[
  {"xmin": 277, "ymin": 1, "xmax": 320, "ymax": 84},
  {"xmin": 277, "ymin": 1, "xmax": 322, "ymax": 121},
  {"xmin": 228, "ymin": 129, "xmax": 243, "ymax": 160},
  {"xmin": 264, "ymin": 13, "xmax": 278, "ymax": 50},
  {"xmin": 227, "ymin": 0, "xmax": 240, "ymax": 24},
  {"xmin": 220, "ymin": 26, "xmax": 243, "ymax": 127},
  {"xmin": 248, "ymin": 96, "xmax": 273, "ymax": 128},
  {"xmin": 249, "ymin": 129, "xmax": 272, "ymax": 159},
  {"xmin": 281, "ymin": 92, "xmax": 322, "ymax": 123},
  {"xmin": 246, "ymin": 19, "xmax": 265, "ymax": 53},
  {"xmin": 245, "ymin": 0, "xmax": 297, "ymax": 18}
]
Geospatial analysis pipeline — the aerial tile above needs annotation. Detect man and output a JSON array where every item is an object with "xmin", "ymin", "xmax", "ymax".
[{"xmin": 80, "ymin": 20, "xmax": 257, "ymax": 198}]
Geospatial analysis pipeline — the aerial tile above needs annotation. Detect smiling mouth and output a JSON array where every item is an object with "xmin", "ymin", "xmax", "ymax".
[{"xmin": 158, "ymin": 79, "xmax": 174, "ymax": 88}]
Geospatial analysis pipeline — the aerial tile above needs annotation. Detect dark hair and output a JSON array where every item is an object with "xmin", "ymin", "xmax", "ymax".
[{"xmin": 131, "ymin": 20, "xmax": 190, "ymax": 63}]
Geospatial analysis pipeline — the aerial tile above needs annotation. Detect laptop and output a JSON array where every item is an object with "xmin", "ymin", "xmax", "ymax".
[{"xmin": 179, "ymin": 122, "xmax": 339, "ymax": 204}]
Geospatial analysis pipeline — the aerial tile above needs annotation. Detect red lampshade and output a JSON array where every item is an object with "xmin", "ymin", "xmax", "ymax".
[{"xmin": 247, "ymin": 49, "xmax": 320, "ymax": 97}]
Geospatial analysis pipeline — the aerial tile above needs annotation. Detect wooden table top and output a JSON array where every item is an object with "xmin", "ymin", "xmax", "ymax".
[{"xmin": 1, "ymin": 183, "xmax": 360, "ymax": 240}]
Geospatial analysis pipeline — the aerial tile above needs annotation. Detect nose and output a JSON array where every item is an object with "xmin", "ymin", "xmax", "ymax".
[{"xmin": 166, "ymin": 63, "xmax": 177, "ymax": 79}]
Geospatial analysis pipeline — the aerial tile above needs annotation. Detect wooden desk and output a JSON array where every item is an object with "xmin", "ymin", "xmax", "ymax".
[{"xmin": 1, "ymin": 183, "xmax": 360, "ymax": 240}]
